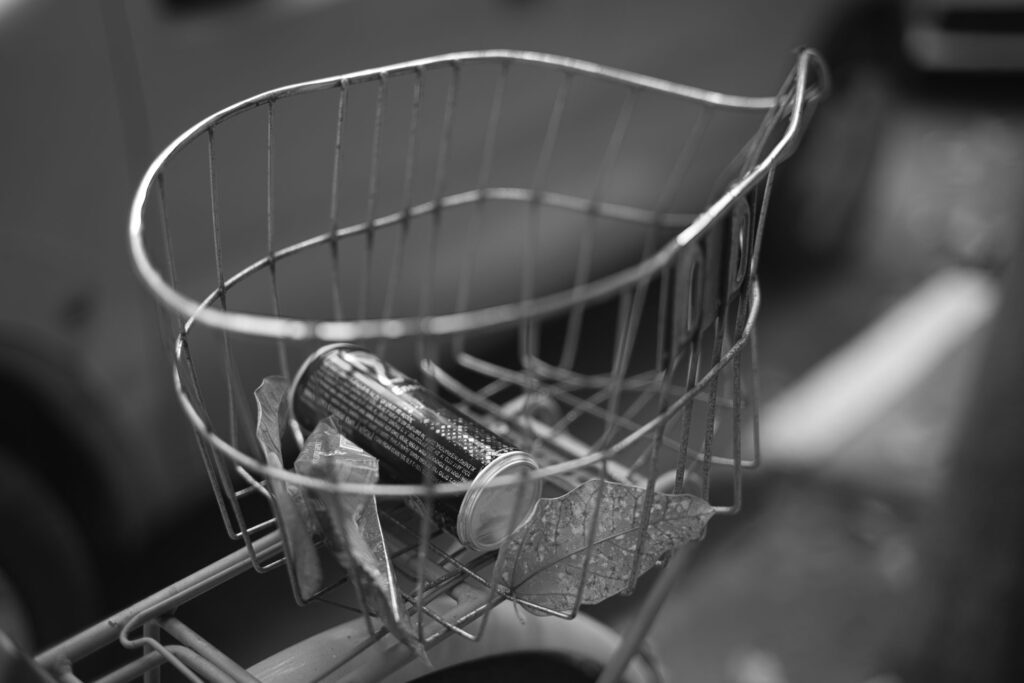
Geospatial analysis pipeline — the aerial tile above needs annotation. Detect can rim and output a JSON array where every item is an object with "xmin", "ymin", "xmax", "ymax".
[
  {"xmin": 457, "ymin": 451, "xmax": 541, "ymax": 551},
  {"xmin": 286, "ymin": 342, "xmax": 358, "ymax": 446}
]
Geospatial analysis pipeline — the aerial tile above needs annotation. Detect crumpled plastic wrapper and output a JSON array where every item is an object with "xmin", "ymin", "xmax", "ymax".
[
  {"xmin": 294, "ymin": 417, "xmax": 426, "ymax": 661},
  {"xmin": 255, "ymin": 376, "xmax": 323, "ymax": 600},
  {"xmin": 496, "ymin": 478, "xmax": 715, "ymax": 613},
  {"xmin": 255, "ymin": 377, "xmax": 424, "ymax": 660}
]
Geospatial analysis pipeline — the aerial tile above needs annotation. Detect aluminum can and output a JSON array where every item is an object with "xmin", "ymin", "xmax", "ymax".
[{"xmin": 289, "ymin": 344, "xmax": 541, "ymax": 550}]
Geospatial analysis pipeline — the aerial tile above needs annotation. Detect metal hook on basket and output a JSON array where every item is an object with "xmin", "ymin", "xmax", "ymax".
[
  {"xmin": 795, "ymin": 46, "xmax": 832, "ymax": 105},
  {"xmin": 773, "ymin": 48, "xmax": 832, "ymax": 161}
]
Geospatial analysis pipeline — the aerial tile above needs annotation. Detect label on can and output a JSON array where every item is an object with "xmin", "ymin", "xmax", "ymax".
[{"xmin": 290, "ymin": 344, "xmax": 540, "ymax": 548}]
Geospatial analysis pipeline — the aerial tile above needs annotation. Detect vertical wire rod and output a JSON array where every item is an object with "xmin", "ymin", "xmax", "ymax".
[
  {"xmin": 673, "ymin": 342, "xmax": 700, "ymax": 495},
  {"xmin": 742, "ymin": 170, "xmax": 775, "ymax": 472},
  {"xmin": 626, "ymin": 278, "xmax": 684, "ymax": 592},
  {"xmin": 361, "ymin": 74, "xmax": 388, "ymax": 321},
  {"xmin": 413, "ymin": 460, "xmax": 438, "ymax": 640},
  {"xmin": 177, "ymin": 341, "xmax": 240, "ymax": 540},
  {"xmin": 699, "ymin": 320, "xmax": 727, "ymax": 501},
  {"xmin": 378, "ymin": 67, "xmax": 424, "ymax": 347},
  {"xmin": 207, "ymin": 128, "xmax": 240, "ymax": 459},
  {"xmin": 653, "ymin": 105, "xmax": 709, "ymax": 215},
  {"xmin": 156, "ymin": 173, "xmax": 178, "ymax": 291},
  {"xmin": 418, "ymin": 61, "xmax": 460, "ymax": 359},
  {"xmin": 570, "ymin": 283, "xmax": 644, "ymax": 611},
  {"xmin": 207, "ymin": 128, "xmax": 226, "ymax": 302},
  {"xmin": 590, "ymin": 86, "xmax": 637, "ymax": 206},
  {"xmin": 265, "ymin": 99, "xmax": 290, "ymax": 377},
  {"xmin": 623, "ymin": 255, "xmax": 674, "ymax": 480},
  {"xmin": 560, "ymin": 86, "xmax": 637, "ymax": 370},
  {"xmin": 205, "ymin": 133, "xmax": 247, "ymax": 489},
  {"xmin": 571, "ymin": 459, "xmax": 610, "ymax": 615},
  {"xmin": 728, "ymin": 321, "xmax": 745, "ymax": 513},
  {"xmin": 530, "ymin": 70, "xmax": 572, "ymax": 192},
  {"xmin": 328, "ymin": 82, "xmax": 349, "ymax": 320},
  {"xmin": 430, "ymin": 62, "xmax": 461, "ymax": 203},
  {"xmin": 152, "ymin": 173, "xmax": 189, "ymax": 417},
  {"xmin": 606, "ymin": 278, "xmax": 663, "ymax": 593},
  {"xmin": 747, "ymin": 324, "xmax": 763, "ymax": 469},
  {"xmin": 519, "ymin": 69, "xmax": 571, "ymax": 373},
  {"xmin": 475, "ymin": 467, "xmax": 533, "ymax": 637},
  {"xmin": 454, "ymin": 60, "xmax": 509, "ymax": 342}
]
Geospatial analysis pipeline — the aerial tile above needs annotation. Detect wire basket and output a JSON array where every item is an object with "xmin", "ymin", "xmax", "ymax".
[{"xmin": 129, "ymin": 48, "xmax": 824, "ymax": 663}]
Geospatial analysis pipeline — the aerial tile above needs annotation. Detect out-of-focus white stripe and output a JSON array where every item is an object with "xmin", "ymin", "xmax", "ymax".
[{"xmin": 759, "ymin": 267, "xmax": 1000, "ymax": 465}]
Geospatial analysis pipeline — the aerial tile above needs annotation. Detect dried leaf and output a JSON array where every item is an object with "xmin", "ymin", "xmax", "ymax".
[
  {"xmin": 295, "ymin": 419, "xmax": 426, "ymax": 661},
  {"xmin": 255, "ymin": 377, "xmax": 322, "ymax": 600},
  {"xmin": 496, "ymin": 479, "xmax": 714, "ymax": 612}
]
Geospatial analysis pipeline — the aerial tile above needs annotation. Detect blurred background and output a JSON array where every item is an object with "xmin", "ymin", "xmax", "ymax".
[{"xmin": 2, "ymin": 0, "xmax": 1024, "ymax": 681}]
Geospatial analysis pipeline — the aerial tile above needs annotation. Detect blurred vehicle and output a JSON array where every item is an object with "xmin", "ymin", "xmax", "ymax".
[
  {"xmin": 762, "ymin": 0, "xmax": 1024, "ymax": 275},
  {"xmin": 904, "ymin": 0, "xmax": 1024, "ymax": 72},
  {"xmin": 0, "ymin": 0, "xmax": 843, "ymax": 653},
  {"xmin": 0, "ymin": 0, "xmax": 190, "ymax": 651}
]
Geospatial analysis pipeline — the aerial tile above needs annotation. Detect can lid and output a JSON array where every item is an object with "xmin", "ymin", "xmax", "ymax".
[{"xmin": 458, "ymin": 452, "xmax": 541, "ymax": 551}]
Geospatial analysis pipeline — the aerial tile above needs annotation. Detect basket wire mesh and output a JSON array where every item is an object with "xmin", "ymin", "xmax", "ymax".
[{"xmin": 122, "ymin": 48, "xmax": 825, "ymax": 680}]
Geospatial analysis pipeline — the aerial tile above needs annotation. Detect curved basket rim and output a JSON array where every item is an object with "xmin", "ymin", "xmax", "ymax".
[{"xmin": 129, "ymin": 49, "xmax": 821, "ymax": 342}]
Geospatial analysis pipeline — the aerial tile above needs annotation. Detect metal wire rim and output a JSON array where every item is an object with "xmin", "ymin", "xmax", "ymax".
[{"xmin": 130, "ymin": 49, "xmax": 821, "ymax": 342}]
